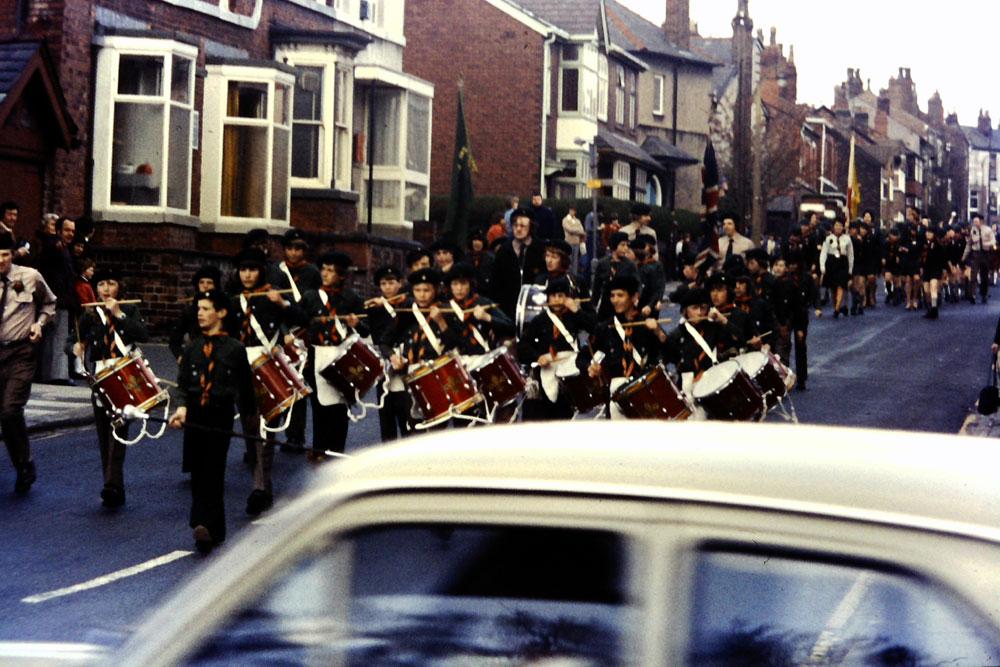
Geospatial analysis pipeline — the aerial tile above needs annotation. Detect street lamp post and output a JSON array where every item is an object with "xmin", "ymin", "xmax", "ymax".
[{"xmin": 589, "ymin": 140, "xmax": 599, "ymax": 289}]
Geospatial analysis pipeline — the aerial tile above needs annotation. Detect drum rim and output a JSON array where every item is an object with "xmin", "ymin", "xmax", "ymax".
[
  {"xmin": 93, "ymin": 355, "xmax": 139, "ymax": 382},
  {"xmin": 692, "ymin": 360, "xmax": 743, "ymax": 398},
  {"xmin": 405, "ymin": 352, "xmax": 460, "ymax": 382},
  {"xmin": 416, "ymin": 392, "xmax": 483, "ymax": 427},
  {"xmin": 735, "ymin": 350, "xmax": 768, "ymax": 375},
  {"xmin": 613, "ymin": 365, "xmax": 666, "ymax": 399}
]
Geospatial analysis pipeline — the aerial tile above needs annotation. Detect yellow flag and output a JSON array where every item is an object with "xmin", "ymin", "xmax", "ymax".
[{"xmin": 847, "ymin": 134, "xmax": 861, "ymax": 220}]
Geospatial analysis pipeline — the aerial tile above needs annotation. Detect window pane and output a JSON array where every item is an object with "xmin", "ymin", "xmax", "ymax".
[
  {"xmin": 292, "ymin": 124, "xmax": 320, "ymax": 179},
  {"xmin": 562, "ymin": 68, "xmax": 579, "ymax": 112},
  {"xmin": 189, "ymin": 524, "xmax": 633, "ymax": 664},
  {"xmin": 372, "ymin": 179, "xmax": 400, "ymax": 223},
  {"xmin": 271, "ymin": 128, "xmax": 289, "ymax": 220},
  {"xmin": 170, "ymin": 56, "xmax": 191, "ymax": 104},
  {"xmin": 167, "ymin": 106, "xmax": 190, "ymax": 210},
  {"xmin": 275, "ymin": 84, "xmax": 290, "ymax": 126},
  {"xmin": 293, "ymin": 67, "xmax": 323, "ymax": 121},
  {"xmin": 221, "ymin": 125, "xmax": 267, "ymax": 217},
  {"xmin": 372, "ymin": 89, "xmax": 400, "ymax": 166},
  {"xmin": 563, "ymin": 44, "xmax": 579, "ymax": 61},
  {"xmin": 111, "ymin": 102, "xmax": 163, "ymax": 206},
  {"xmin": 227, "ymin": 81, "xmax": 268, "ymax": 119},
  {"xmin": 689, "ymin": 549, "xmax": 1000, "ymax": 665},
  {"xmin": 118, "ymin": 56, "xmax": 163, "ymax": 96},
  {"xmin": 405, "ymin": 95, "xmax": 429, "ymax": 174},
  {"xmin": 404, "ymin": 182, "xmax": 426, "ymax": 221}
]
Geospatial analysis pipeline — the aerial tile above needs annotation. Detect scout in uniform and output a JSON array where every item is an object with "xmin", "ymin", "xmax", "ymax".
[{"xmin": 365, "ymin": 265, "xmax": 411, "ymax": 442}]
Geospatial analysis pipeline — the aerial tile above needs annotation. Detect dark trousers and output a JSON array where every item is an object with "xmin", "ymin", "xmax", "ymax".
[
  {"xmin": 378, "ymin": 389, "xmax": 411, "ymax": 442},
  {"xmin": 0, "ymin": 341, "xmax": 37, "ymax": 471},
  {"xmin": 92, "ymin": 398, "xmax": 128, "ymax": 490},
  {"xmin": 311, "ymin": 397, "xmax": 349, "ymax": 455},
  {"xmin": 285, "ymin": 398, "xmax": 307, "ymax": 445},
  {"xmin": 186, "ymin": 403, "xmax": 234, "ymax": 542},
  {"xmin": 794, "ymin": 326, "xmax": 808, "ymax": 384},
  {"xmin": 522, "ymin": 394, "xmax": 575, "ymax": 421},
  {"xmin": 773, "ymin": 324, "xmax": 792, "ymax": 368},
  {"xmin": 971, "ymin": 252, "xmax": 992, "ymax": 299},
  {"xmin": 241, "ymin": 409, "xmax": 276, "ymax": 492}
]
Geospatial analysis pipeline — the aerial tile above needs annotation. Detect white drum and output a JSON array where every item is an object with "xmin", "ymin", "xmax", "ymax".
[
  {"xmin": 515, "ymin": 284, "xmax": 548, "ymax": 336},
  {"xmin": 692, "ymin": 360, "xmax": 763, "ymax": 422}
]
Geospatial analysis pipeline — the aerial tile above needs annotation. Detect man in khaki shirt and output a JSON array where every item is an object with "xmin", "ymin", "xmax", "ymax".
[{"xmin": 0, "ymin": 232, "xmax": 57, "ymax": 494}]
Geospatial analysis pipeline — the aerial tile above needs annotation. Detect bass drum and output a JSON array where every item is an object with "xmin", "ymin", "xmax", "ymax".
[
  {"xmin": 692, "ymin": 360, "xmax": 764, "ymax": 422},
  {"xmin": 515, "ymin": 284, "xmax": 548, "ymax": 336}
]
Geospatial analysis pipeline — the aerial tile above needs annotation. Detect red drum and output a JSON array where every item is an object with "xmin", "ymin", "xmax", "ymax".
[
  {"xmin": 692, "ymin": 360, "xmax": 764, "ymax": 421},
  {"xmin": 318, "ymin": 335, "xmax": 383, "ymax": 403},
  {"xmin": 768, "ymin": 350, "xmax": 797, "ymax": 392},
  {"xmin": 735, "ymin": 351, "xmax": 787, "ymax": 410},
  {"xmin": 252, "ymin": 353, "xmax": 306, "ymax": 422},
  {"xmin": 91, "ymin": 352, "xmax": 168, "ymax": 417},
  {"xmin": 612, "ymin": 366, "xmax": 692, "ymax": 421},
  {"xmin": 555, "ymin": 363, "xmax": 608, "ymax": 414},
  {"xmin": 406, "ymin": 351, "xmax": 482, "ymax": 427},
  {"xmin": 281, "ymin": 327, "xmax": 308, "ymax": 366},
  {"xmin": 468, "ymin": 347, "xmax": 526, "ymax": 408}
]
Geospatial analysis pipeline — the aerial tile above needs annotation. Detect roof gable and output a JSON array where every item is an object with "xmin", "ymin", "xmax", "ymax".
[{"xmin": 0, "ymin": 41, "xmax": 76, "ymax": 148}]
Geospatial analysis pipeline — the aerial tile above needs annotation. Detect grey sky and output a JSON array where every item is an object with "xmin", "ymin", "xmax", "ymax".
[{"xmin": 620, "ymin": 0, "xmax": 996, "ymax": 128}]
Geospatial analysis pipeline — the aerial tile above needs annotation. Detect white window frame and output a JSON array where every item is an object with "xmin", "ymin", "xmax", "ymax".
[
  {"xmin": 560, "ymin": 65, "xmax": 580, "ymax": 114},
  {"xmin": 275, "ymin": 46, "xmax": 355, "ymax": 191},
  {"xmin": 613, "ymin": 160, "xmax": 630, "ymax": 200},
  {"xmin": 652, "ymin": 74, "xmax": 664, "ymax": 116},
  {"xmin": 92, "ymin": 36, "xmax": 198, "ymax": 218},
  {"xmin": 628, "ymin": 71, "xmax": 637, "ymax": 129},
  {"xmin": 200, "ymin": 63, "xmax": 295, "ymax": 230},
  {"xmin": 634, "ymin": 168, "xmax": 647, "ymax": 202},
  {"xmin": 597, "ymin": 56, "xmax": 608, "ymax": 121},
  {"xmin": 615, "ymin": 65, "xmax": 625, "ymax": 126}
]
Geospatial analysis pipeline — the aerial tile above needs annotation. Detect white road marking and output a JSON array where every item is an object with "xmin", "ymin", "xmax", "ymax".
[
  {"xmin": 27, "ymin": 399, "xmax": 91, "ymax": 408},
  {"xmin": 22, "ymin": 550, "xmax": 193, "ymax": 604}
]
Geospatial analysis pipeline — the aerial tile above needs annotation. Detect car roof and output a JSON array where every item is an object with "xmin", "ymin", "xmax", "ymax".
[{"xmin": 315, "ymin": 422, "xmax": 1000, "ymax": 543}]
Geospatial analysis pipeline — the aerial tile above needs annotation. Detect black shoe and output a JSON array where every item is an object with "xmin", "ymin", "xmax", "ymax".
[
  {"xmin": 193, "ymin": 525, "xmax": 214, "ymax": 553},
  {"xmin": 246, "ymin": 489, "xmax": 273, "ymax": 516},
  {"xmin": 14, "ymin": 461, "xmax": 36, "ymax": 495},
  {"xmin": 280, "ymin": 441, "xmax": 306, "ymax": 454},
  {"xmin": 839, "ymin": 307, "xmax": 848, "ymax": 317},
  {"xmin": 796, "ymin": 382, "xmax": 807, "ymax": 392},
  {"xmin": 242, "ymin": 451, "xmax": 256, "ymax": 466},
  {"xmin": 833, "ymin": 310, "xmax": 839, "ymax": 319},
  {"xmin": 101, "ymin": 485, "xmax": 125, "ymax": 508},
  {"xmin": 849, "ymin": 305, "xmax": 857, "ymax": 316}
]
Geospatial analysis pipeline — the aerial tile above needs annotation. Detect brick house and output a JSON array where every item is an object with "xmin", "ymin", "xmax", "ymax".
[
  {"xmin": 0, "ymin": 0, "xmax": 432, "ymax": 331},
  {"xmin": 404, "ymin": 0, "xmax": 716, "ymax": 213}
]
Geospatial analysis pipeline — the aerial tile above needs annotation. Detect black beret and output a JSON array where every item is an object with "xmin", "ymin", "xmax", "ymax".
[
  {"xmin": 630, "ymin": 202, "xmax": 652, "ymax": 216},
  {"xmin": 93, "ymin": 267, "xmax": 123, "ymax": 285},
  {"xmin": 628, "ymin": 238, "xmax": 646, "ymax": 251},
  {"xmin": 745, "ymin": 248, "xmax": 769, "ymax": 264},
  {"xmin": 282, "ymin": 228, "xmax": 308, "ymax": 247},
  {"xmin": 429, "ymin": 239, "xmax": 461, "ymax": 256},
  {"xmin": 510, "ymin": 207, "xmax": 535, "ymax": 221},
  {"xmin": 318, "ymin": 251, "xmax": 352, "ymax": 270},
  {"xmin": 405, "ymin": 248, "xmax": 432, "ymax": 266},
  {"xmin": 732, "ymin": 273, "xmax": 753, "ymax": 286},
  {"xmin": 192, "ymin": 264, "xmax": 222, "ymax": 289},
  {"xmin": 545, "ymin": 275, "xmax": 573, "ymax": 296},
  {"xmin": 197, "ymin": 288, "xmax": 231, "ymax": 313},
  {"xmin": 446, "ymin": 262, "xmax": 477, "ymax": 283},
  {"xmin": 680, "ymin": 287, "xmax": 710, "ymax": 308},
  {"xmin": 546, "ymin": 239, "xmax": 572, "ymax": 256},
  {"xmin": 234, "ymin": 247, "xmax": 267, "ymax": 269},
  {"xmin": 373, "ymin": 265, "xmax": 404, "ymax": 284},
  {"xmin": 706, "ymin": 273, "xmax": 732, "ymax": 290},
  {"xmin": 407, "ymin": 267, "xmax": 442, "ymax": 286},
  {"xmin": 608, "ymin": 231, "xmax": 630, "ymax": 249},
  {"xmin": 243, "ymin": 228, "xmax": 270, "ymax": 248},
  {"xmin": 607, "ymin": 274, "xmax": 641, "ymax": 294},
  {"xmin": 637, "ymin": 233, "xmax": 657, "ymax": 247}
]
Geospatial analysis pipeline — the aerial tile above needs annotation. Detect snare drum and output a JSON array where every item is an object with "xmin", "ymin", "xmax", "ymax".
[
  {"xmin": 468, "ymin": 346, "xmax": 526, "ymax": 408},
  {"xmin": 281, "ymin": 327, "xmax": 308, "ymax": 367},
  {"xmin": 735, "ymin": 351, "xmax": 786, "ymax": 410},
  {"xmin": 692, "ymin": 360, "xmax": 764, "ymax": 421},
  {"xmin": 252, "ymin": 353, "xmax": 306, "ymax": 422},
  {"xmin": 555, "ymin": 363, "xmax": 608, "ymax": 414},
  {"xmin": 317, "ymin": 334, "xmax": 384, "ymax": 403},
  {"xmin": 515, "ymin": 284, "xmax": 548, "ymax": 336},
  {"xmin": 406, "ymin": 351, "xmax": 482, "ymax": 427},
  {"xmin": 91, "ymin": 352, "xmax": 168, "ymax": 417},
  {"xmin": 612, "ymin": 366, "xmax": 692, "ymax": 421}
]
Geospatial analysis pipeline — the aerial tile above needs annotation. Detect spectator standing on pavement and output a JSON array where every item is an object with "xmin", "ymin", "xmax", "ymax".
[
  {"xmin": 0, "ymin": 202, "xmax": 30, "ymax": 263},
  {"xmin": 963, "ymin": 213, "xmax": 996, "ymax": 304},
  {"xmin": 37, "ymin": 216, "xmax": 78, "ymax": 382},
  {"xmin": 503, "ymin": 195, "xmax": 519, "ymax": 235},
  {"xmin": 562, "ymin": 206, "xmax": 586, "ymax": 273},
  {"xmin": 717, "ymin": 217, "xmax": 755, "ymax": 269},
  {"xmin": 0, "ymin": 232, "xmax": 57, "ymax": 494},
  {"xmin": 620, "ymin": 203, "xmax": 658, "ymax": 258},
  {"xmin": 529, "ymin": 194, "xmax": 558, "ymax": 240},
  {"xmin": 490, "ymin": 208, "xmax": 546, "ymax": 318}
]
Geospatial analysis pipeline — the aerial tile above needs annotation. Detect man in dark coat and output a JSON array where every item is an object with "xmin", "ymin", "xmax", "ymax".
[{"xmin": 489, "ymin": 208, "xmax": 546, "ymax": 319}]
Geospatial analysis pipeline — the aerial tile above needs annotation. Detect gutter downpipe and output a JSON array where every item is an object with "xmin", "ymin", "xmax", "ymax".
[{"xmin": 541, "ymin": 32, "xmax": 556, "ymax": 197}]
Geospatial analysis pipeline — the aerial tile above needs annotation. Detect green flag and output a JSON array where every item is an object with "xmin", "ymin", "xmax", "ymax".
[{"xmin": 444, "ymin": 88, "xmax": 475, "ymax": 245}]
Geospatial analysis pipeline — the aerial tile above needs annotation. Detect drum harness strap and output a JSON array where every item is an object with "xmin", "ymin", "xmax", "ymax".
[
  {"xmin": 240, "ymin": 294, "xmax": 279, "ymax": 351},
  {"xmin": 613, "ymin": 316, "xmax": 644, "ymax": 376},
  {"xmin": 278, "ymin": 262, "xmax": 302, "ymax": 302},
  {"xmin": 94, "ymin": 305, "xmax": 131, "ymax": 359},
  {"xmin": 450, "ymin": 298, "xmax": 490, "ymax": 352},
  {"xmin": 545, "ymin": 308, "xmax": 578, "ymax": 353},
  {"xmin": 412, "ymin": 303, "xmax": 443, "ymax": 356},
  {"xmin": 683, "ymin": 319, "xmax": 717, "ymax": 365},
  {"xmin": 318, "ymin": 289, "xmax": 348, "ymax": 342}
]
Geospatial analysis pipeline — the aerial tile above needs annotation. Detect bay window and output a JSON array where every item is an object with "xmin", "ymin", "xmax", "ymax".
[{"xmin": 92, "ymin": 36, "xmax": 197, "ymax": 217}]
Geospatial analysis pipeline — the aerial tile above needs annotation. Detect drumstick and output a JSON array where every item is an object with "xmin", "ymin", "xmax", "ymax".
[
  {"xmin": 621, "ymin": 317, "xmax": 673, "ymax": 327},
  {"xmin": 752, "ymin": 331, "xmax": 773, "ymax": 340},
  {"xmin": 177, "ymin": 288, "xmax": 297, "ymax": 304},
  {"xmin": 363, "ymin": 294, "xmax": 408, "ymax": 308},
  {"xmin": 81, "ymin": 299, "xmax": 142, "ymax": 308}
]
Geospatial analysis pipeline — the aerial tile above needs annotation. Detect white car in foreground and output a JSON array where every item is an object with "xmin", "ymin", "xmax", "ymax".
[{"xmin": 109, "ymin": 422, "xmax": 1000, "ymax": 665}]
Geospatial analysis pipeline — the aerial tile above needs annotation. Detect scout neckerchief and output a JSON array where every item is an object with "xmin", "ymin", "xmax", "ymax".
[
  {"xmin": 94, "ymin": 304, "xmax": 129, "ymax": 358},
  {"xmin": 544, "ymin": 307, "xmax": 578, "ymax": 353},
  {"xmin": 683, "ymin": 318, "xmax": 718, "ymax": 364},
  {"xmin": 318, "ymin": 287, "xmax": 347, "ymax": 343},
  {"xmin": 278, "ymin": 262, "xmax": 302, "ymax": 302},
  {"xmin": 450, "ymin": 298, "xmax": 489, "ymax": 352},
  {"xmin": 239, "ymin": 289, "xmax": 278, "ymax": 349},
  {"xmin": 613, "ymin": 315, "xmax": 643, "ymax": 376},
  {"xmin": 199, "ymin": 333, "xmax": 226, "ymax": 406},
  {"xmin": 412, "ymin": 303, "xmax": 443, "ymax": 356}
]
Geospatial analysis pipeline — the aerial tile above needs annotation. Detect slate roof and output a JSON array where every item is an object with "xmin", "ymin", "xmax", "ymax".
[
  {"xmin": 508, "ymin": 0, "xmax": 600, "ymax": 35},
  {"xmin": 689, "ymin": 36, "xmax": 736, "ymax": 96},
  {"xmin": 596, "ymin": 128, "xmax": 661, "ymax": 170},
  {"xmin": 0, "ymin": 41, "xmax": 40, "ymax": 100},
  {"xmin": 603, "ymin": 0, "xmax": 716, "ymax": 67},
  {"xmin": 0, "ymin": 40, "xmax": 76, "ymax": 146},
  {"xmin": 641, "ymin": 135, "xmax": 698, "ymax": 165},
  {"xmin": 962, "ymin": 126, "xmax": 1000, "ymax": 152}
]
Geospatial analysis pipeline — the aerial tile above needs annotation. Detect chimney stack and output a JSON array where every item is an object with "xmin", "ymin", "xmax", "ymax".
[
  {"xmin": 979, "ymin": 109, "xmax": 993, "ymax": 135},
  {"xmin": 663, "ymin": 0, "xmax": 691, "ymax": 50}
]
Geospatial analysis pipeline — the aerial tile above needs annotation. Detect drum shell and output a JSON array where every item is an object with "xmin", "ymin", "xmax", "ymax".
[
  {"xmin": 737, "ymin": 352, "xmax": 786, "ymax": 410},
  {"xmin": 252, "ymin": 354, "xmax": 303, "ymax": 422},
  {"xmin": 318, "ymin": 339, "xmax": 383, "ymax": 403},
  {"xmin": 92, "ymin": 355, "xmax": 167, "ymax": 416},
  {"xmin": 557, "ymin": 368, "xmax": 609, "ymax": 414},
  {"xmin": 612, "ymin": 366, "xmax": 691, "ymax": 421},
  {"xmin": 469, "ymin": 348, "xmax": 526, "ymax": 407},
  {"xmin": 406, "ymin": 353, "xmax": 482, "ymax": 425},
  {"xmin": 515, "ymin": 284, "xmax": 547, "ymax": 336},
  {"xmin": 693, "ymin": 363, "xmax": 763, "ymax": 421}
]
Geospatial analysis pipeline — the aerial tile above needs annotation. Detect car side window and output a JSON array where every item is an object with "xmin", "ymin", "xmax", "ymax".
[
  {"xmin": 687, "ymin": 547, "xmax": 1000, "ymax": 665},
  {"xmin": 189, "ymin": 524, "xmax": 637, "ymax": 665}
]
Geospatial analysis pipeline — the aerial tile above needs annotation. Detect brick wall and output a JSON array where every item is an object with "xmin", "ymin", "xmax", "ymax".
[{"xmin": 403, "ymin": 0, "xmax": 545, "ymax": 199}]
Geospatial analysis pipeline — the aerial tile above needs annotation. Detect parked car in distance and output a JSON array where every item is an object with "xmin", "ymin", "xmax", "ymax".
[{"xmin": 108, "ymin": 422, "xmax": 1000, "ymax": 666}]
